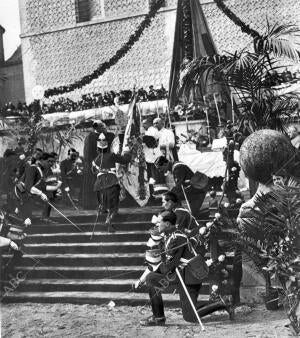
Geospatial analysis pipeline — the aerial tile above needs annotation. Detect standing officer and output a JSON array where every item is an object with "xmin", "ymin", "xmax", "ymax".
[{"xmin": 60, "ymin": 148, "xmax": 83, "ymax": 204}]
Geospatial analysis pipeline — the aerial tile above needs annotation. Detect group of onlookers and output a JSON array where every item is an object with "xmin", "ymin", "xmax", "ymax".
[{"xmin": 0, "ymin": 85, "xmax": 168, "ymax": 118}]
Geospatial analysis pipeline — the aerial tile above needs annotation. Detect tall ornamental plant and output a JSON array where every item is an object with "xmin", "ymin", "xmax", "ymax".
[{"xmin": 180, "ymin": 22, "xmax": 300, "ymax": 133}]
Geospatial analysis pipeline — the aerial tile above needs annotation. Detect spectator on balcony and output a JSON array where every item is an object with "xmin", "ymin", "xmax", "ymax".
[
  {"xmin": 148, "ymin": 85, "xmax": 157, "ymax": 101},
  {"xmin": 137, "ymin": 87, "xmax": 148, "ymax": 102}
]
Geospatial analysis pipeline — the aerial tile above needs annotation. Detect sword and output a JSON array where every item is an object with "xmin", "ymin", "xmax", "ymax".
[
  {"xmin": 181, "ymin": 184, "xmax": 200, "ymax": 229},
  {"xmin": 175, "ymin": 267, "xmax": 205, "ymax": 331},
  {"xmin": 66, "ymin": 191, "xmax": 79, "ymax": 210},
  {"xmin": 47, "ymin": 201, "xmax": 83, "ymax": 232},
  {"xmin": 90, "ymin": 204, "xmax": 102, "ymax": 240},
  {"xmin": 181, "ymin": 184, "xmax": 192, "ymax": 214}
]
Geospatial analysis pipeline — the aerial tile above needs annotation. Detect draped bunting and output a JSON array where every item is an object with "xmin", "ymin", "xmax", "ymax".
[{"xmin": 44, "ymin": 0, "xmax": 165, "ymax": 98}]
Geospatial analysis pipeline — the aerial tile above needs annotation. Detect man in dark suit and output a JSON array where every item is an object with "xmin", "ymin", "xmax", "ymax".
[{"xmin": 60, "ymin": 148, "xmax": 83, "ymax": 203}]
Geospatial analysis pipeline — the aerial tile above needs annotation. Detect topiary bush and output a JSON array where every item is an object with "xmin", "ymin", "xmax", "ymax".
[{"xmin": 239, "ymin": 129, "xmax": 296, "ymax": 184}]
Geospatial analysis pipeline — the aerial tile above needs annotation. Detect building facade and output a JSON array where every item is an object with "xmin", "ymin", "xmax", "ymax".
[
  {"xmin": 0, "ymin": 26, "xmax": 25, "ymax": 106},
  {"xmin": 19, "ymin": 0, "xmax": 300, "ymax": 103}
]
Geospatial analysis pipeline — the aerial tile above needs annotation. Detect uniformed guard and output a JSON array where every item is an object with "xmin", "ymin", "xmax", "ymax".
[
  {"xmin": 15, "ymin": 153, "xmax": 55, "ymax": 222},
  {"xmin": 92, "ymin": 133, "xmax": 131, "ymax": 232},
  {"xmin": 171, "ymin": 161, "xmax": 209, "ymax": 217},
  {"xmin": 162, "ymin": 191, "xmax": 199, "ymax": 235},
  {"xmin": 137, "ymin": 210, "xmax": 233, "ymax": 326}
]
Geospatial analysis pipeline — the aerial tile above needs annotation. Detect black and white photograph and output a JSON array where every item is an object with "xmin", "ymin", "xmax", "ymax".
[{"xmin": 0, "ymin": 0, "xmax": 299, "ymax": 337}]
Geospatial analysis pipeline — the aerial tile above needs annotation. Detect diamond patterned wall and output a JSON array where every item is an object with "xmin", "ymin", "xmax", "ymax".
[
  {"xmin": 104, "ymin": 0, "xmax": 148, "ymax": 17},
  {"xmin": 90, "ymin": 0, "xmax": 103, "ymax": 18},
  {"xmin": 22, "ymin": 0, "xmax": 76, "ymax": 34},
  {"xmin": 20, "ymin": 0, "xmax": 300, "ymax": 102},
  {"xmin": 203, "ymin": 0, "xmax": 300, "ymax": 55}
]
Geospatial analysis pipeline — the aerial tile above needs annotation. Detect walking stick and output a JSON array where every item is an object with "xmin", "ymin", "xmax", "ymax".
[
  {"xmin": 175, "ymin": 267, "xmax": 205, "ymax": 331},
  {"xmin": 90, "ymin": 204, "xmax": 102, "ymax": 240},
  {"xmin": 47, "ymin": 201, "xmax": 83, "ymax": 232}
]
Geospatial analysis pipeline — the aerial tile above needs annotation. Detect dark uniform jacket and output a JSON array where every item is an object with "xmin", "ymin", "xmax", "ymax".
[
  {"xmin": 83, "ymin": 131, "xmax": 99, "ymax": 165},
  {"xmin": 174, "ymin": 207, "xmax": 198, "ymax": 233},
  {"xmin": 171, "ymin": 162, "xmax": 196, "ymax": 197},
  {"xmin": 60, "ymin": 158, "xmax": 79, "ymax": 188},
  {"xmin": 172, "ymin": 162, "xmax": 194, "ymax": 189},
  {"xmin": 161, "ymin": 231, "xmax": 203, "ymax": 285},
  {"xmin": 93, "ymin": 152, "xmax": 130, "ymax": 171},
  {"xmin": 23, "ymin": 164, "xmax": 46, "ymax": 195},
  {"xmin": 93, "ymin": 152, "xmax": 131, "ymax": 191}
]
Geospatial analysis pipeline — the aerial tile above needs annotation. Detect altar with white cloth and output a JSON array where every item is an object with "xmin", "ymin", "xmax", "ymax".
[{"xmin": 178, "ymin": 143, "xmax": 249, "ymax": 191}]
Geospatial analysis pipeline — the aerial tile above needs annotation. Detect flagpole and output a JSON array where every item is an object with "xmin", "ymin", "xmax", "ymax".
[
  {"xmin": 122, "ymin": 93, "xmax": 136, "ymax": 154},
  {"xmin": 213, "ymin": 93, "xmax": 221, "ymax": 126}
]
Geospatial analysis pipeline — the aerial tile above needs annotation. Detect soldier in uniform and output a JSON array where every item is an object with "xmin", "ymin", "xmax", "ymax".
[
  {"xmin": 60, "ymin": 148, "xmax": 83, "ymax": 204},
  {"xmin": 92, "ymin": 133, "xmax": 131, "ymax": 232},
  {"xmin": 139, "ymin": 210, "xmax": 233, "ymax": 326},
  {"xmin": 171, "ymin": 161, "xmax": 209, "ymax": 218},
  {"xmin": 162, "ymin": 191, "xmax": 199, "ymax": 235},
  {"xmin": 15, "ymin": 153, "xmax": 57, "ymax": 222}
]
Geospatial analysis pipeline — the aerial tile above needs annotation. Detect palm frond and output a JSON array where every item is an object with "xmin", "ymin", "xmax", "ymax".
[{"xmin": 254, "ymin": 22, "xmax": 300, "ymax": 62}]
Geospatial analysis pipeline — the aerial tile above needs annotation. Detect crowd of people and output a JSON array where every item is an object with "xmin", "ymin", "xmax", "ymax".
[
  {"xmin": 0, "ymin": 115, "xmax": 211, "ymax": 242},
  {"xmin": 0, "ymin": 85, "xmax": 168, "ymax": 118}
]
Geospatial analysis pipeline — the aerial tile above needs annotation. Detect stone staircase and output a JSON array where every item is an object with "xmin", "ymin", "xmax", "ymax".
[{"xmin": 2, "ymin": 210, "xmax": 211, "ymax": 306}]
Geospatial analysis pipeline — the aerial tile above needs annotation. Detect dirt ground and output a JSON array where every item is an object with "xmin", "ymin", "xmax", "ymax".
[{"xmin": 0, "ymin": 303, "xmax": 294, "ymax": 338}]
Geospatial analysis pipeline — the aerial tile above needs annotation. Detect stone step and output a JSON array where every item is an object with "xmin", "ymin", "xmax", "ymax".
[
  {"xmin": 25, "ymin": 231, "xmax": 149, "ymax": 244},
  {"xmin": 14, "ymin": 266, "xmax": 145, "ymax": 280},
  {"xmin": 5, "ymin": 252, "xmax": 234, "ymax": 268},
  {"xmin": 13, "ymin": 278, "xmax": 211, "ymax": 294},
  {"xmin": 2, "ymin": 291, "xmax": 209, "ymax": 306},
  {"xmin": 27, "ymin": 222, "xmax": 152, "ymax": 234},
  {"xmin": 23, "ymin": 242, "xmax": 147, "ymax": 254},
  {"xmin": 3, "ymin": 253, "xmax": 145, "ymax": 267},
  {"xmin": 42, "ymin": 212, "xmax": 156, "ymax": 224}
]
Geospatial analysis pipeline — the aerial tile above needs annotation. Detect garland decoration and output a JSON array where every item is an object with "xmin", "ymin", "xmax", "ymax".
[
  {"xmin": 213, "ymin": 0, "xmax": 261, "ymax": 39},
  {"xmin": 44, "ymin": 0, "xmax": 165, "ymax": 98}
]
